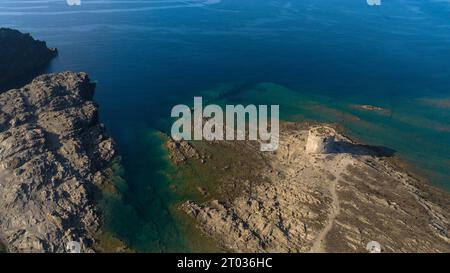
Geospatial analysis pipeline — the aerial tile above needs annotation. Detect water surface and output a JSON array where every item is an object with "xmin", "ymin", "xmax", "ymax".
[{"xmin": 1, "ymin": 0, "xmax": 449, "ymax": 251}]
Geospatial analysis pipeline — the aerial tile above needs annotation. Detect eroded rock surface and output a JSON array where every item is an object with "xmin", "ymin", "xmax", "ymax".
[
  {"xmin": 170, "ymin": 123, "xmax": 450, "ymax": 253},
  {"xmin": 0, "ymin": 72, "xmax": 116, "ymax": 252}
]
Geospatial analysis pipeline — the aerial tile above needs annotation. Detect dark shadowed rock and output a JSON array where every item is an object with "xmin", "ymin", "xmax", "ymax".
[
  {"xmin": 0, "ymin": 28, "xmax": 57, "ymax": 87},
  {"xmin": 0, "ymin": 72, "xmax": 116, "ymax": 253}
]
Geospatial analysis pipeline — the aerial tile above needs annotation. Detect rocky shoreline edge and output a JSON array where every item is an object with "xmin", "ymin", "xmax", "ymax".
[
  {"xmin": 165, "ymin": 122, "xmax": 450, "ymax": 253},
  {"xmin": 0, "ymin": 28, "xmax": 57, "ymax": 88},
  {"xmin": 0, "ymin": 72, "xmax": 118, "ymax": 252}
]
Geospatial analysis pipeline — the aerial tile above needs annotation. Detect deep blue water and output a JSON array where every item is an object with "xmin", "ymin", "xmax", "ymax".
[{"xmin": 1, "ymin": 0, "xmax": 450, "ymax": 251}]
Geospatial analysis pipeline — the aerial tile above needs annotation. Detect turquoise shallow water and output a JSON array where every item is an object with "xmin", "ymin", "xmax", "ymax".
[{"xmin": 1, "ymin": 0, "xmax": 450, "ymax": 251}]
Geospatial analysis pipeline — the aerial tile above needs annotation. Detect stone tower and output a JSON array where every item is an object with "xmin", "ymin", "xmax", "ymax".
[{"xmin": 305, "ymin": 126, "xmax": 336, "ymax": 154}]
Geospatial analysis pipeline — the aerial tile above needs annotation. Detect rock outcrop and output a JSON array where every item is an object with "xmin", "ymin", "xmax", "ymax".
[
  {"xmin": 169, "ymin": 123, "xmax": 450, "ymax": 253},
  {"xmin": 0, "ymin": 72, "xmax": 116, "ymax": 252},
  {"xmin": 0, "ymin": 28, "xmax": 57, "ymax": 87},
  {"xmin": 305, "ymin": 126, "xmax": 336, "ymax": 154}
]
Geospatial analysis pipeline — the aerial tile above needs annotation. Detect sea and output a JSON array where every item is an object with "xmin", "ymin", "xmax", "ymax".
[{"xmin": 1, "ymin": 0, "xmax": 449, "ymax": 252}]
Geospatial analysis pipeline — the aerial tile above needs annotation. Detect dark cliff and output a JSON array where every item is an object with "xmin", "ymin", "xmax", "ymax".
[{"xmin": 0, "ymin": 28, "xmax": 57, "ymax": 87}]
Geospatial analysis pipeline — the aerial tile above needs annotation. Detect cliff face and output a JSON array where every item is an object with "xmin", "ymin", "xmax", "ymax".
[
  {"xmin": 0, "ymin": 28, "xmax": 57, "ymax": 87},
  {"xmin": 0, "ymin": 72, "xmax": 116, "ymax": 252}
]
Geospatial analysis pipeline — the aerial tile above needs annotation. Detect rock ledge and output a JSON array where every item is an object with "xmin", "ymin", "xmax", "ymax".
[{"xmin": 0, "ymin": 72, "xmax": 116, "ymax": 252}]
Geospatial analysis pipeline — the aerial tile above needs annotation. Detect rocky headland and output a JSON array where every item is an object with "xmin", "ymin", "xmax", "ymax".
[
  {"xmin": 0, "ymin": 28, "xmax": 57, "ymax": 88},
  {"xmin": 166, "ymin": 122, "xmax": 450, "ymax": 253},
  {"xmin": 0, "ymin": 72, "xmax": 117, "ymax": 252}
]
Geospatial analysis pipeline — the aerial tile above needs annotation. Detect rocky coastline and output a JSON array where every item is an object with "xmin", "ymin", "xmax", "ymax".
[
  {"xmin": 0, "ymin": 72, "xmax": 117, "ymax": 252},
  {"xmin": 1, "ymin": 26, "xmax": 448, "ymax": 254},
  {"xmin": 0, "ymin": 28, "xmax": 57, "ymax": 88},
  {"xmin": 166, "ymin": 122, "xmax": 450, "ymax": 253}
]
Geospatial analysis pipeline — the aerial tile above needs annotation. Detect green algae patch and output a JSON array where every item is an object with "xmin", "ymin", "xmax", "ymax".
[
  {"xmin": 0, "ymin": 241, "xmax": 7, "ymax": 253},
  {"xmin": 94, "ymin": 231, "xmax": 133, "ymax": 253},
  {"xmin": 164, "ymin": 136, "xmax": 269, "ymax": 204},
  {"xmin": 170, "ymin": 203, "xmax": 226, "ymax": 253},
  {"xmin": 93, "ymin": 157, "xmax": 134, "ymax": 252}
]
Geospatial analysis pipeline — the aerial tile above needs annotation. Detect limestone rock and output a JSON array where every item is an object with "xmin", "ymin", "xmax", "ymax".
[
  {"xmin": 0, "ymin": 72, "xmax": 116, "ymax": 252},
  {"xmin": 305, "ymin": 126, "xmax": 336, "ymax": 154},
  {"xmin": 176, "ymin": 123, "xmax": 450, "ymax": 253}
]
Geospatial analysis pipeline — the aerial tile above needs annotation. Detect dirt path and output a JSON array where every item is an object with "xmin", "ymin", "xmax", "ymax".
[
  {"xmin": 309, "ymin": 177, "xmax": 340, "ymax": 252},
  {"xmin": 309, "ymin": 158, "xmax": 349, "ymax": 253}
]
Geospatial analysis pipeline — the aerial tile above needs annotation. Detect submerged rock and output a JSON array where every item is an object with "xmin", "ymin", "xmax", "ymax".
[
  {"xmin": 0, "ymin": 72, "xmax": 116, "ymax": 252},
  {"xmin": 0, "ymin": 28, "xmax": 57, "ymax": 87}
]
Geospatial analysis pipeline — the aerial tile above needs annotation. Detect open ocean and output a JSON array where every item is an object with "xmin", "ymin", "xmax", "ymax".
[{"xmin": 1, "ymin": 0, "xmax": 449, "ymax": 251}]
